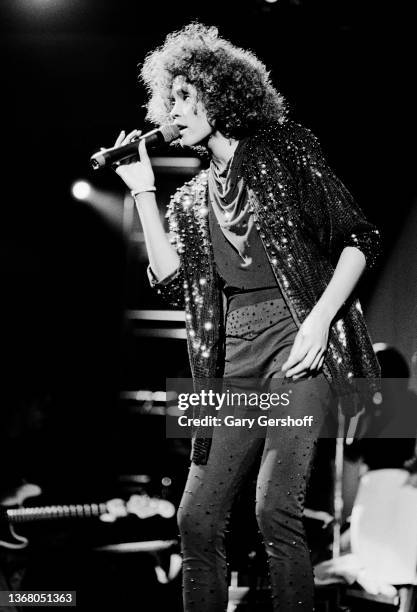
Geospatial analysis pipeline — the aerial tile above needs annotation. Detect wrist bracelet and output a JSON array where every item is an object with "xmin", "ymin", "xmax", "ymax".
[{"xmin": 131, "ymin": 187, "xmax": 156, "ymax": 198}]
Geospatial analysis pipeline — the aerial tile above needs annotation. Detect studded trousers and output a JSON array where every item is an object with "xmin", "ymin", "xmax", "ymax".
[{"xmin": 177, "ymin": 297, "xmax": 329, "ymax": 611}]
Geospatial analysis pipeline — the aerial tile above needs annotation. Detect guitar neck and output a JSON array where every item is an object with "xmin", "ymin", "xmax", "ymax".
[{"xmin": 6, "ymin": 502, "xmax": 108, "ymax": 523}]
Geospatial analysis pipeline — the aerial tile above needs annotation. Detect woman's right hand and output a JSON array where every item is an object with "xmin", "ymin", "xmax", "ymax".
[{"xmin": 111, "ymin": 129, "xmax": 155, "ymax": 192}]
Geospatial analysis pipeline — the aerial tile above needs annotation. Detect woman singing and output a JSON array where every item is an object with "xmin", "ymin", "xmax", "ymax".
[{"xmin": 111, "ymin": 22, "xmax": 380, "ymax": 612}]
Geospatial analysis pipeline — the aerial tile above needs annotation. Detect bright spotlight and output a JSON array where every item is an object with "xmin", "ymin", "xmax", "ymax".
[
  {"xmin": 71, "ymin": 180, "xmax": 92, "ymax": 201},
  {"xmin": 18, "ymin": 0, "xmax": 63, "ymax": 8}
]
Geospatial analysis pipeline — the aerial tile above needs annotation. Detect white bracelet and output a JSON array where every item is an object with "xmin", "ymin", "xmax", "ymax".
[{"xmin": 131, "ymin": 187, "xmax": 156, "ymax": 198}]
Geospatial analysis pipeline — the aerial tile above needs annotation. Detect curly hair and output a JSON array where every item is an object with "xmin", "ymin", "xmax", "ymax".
[{"xmin": 140, "ymin": 22, "xmax": 286, "ymax": 139}]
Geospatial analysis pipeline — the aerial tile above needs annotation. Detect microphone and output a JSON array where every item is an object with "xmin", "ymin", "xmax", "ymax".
[{"xmin": 90, "ymin": 124, "xmax": 181, "ymax": 170}]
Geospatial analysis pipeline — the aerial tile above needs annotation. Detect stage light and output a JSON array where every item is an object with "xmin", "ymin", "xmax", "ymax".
[
  {"xmin": 21, "ymin": 0, "xmax": 65, "ymax": 5},
  {"xmin": 71, "ymin": 180, "xmax": 91, "ymax": 201},
  {"xmin": 16, "ymin": 0, "xmax": 63, "ymax": 9},
  {"xmin": 265, "ymin": 0, "xmax": 279, "ymax": 3}
]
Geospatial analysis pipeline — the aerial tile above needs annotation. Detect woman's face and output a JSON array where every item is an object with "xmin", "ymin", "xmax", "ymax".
[{"xmin": 169, "ymin": 76, "xmax": 214, "ymax": 146}]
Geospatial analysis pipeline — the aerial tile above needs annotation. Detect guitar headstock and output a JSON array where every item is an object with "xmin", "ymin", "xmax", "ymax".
[
  {"xmin": 127, "ymin": 495, "xmax": 175, "ymax": 519},
  {"xmin": 99, "ymin": 495, "xmax": 175, "ymax": 522}
]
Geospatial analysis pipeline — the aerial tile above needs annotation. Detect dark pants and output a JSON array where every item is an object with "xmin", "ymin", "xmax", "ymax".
[{"xmin": 178, "ymin": 297, "xmax": 330, "ymax": 611}]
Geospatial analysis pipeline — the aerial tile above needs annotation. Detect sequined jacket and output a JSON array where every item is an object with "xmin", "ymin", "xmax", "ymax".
[{"xmin": 148, "ymin": 120, "xmax": 381, "ymax": 465}]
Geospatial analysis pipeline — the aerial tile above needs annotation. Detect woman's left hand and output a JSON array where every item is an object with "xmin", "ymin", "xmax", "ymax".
[{"xmin": 282, "ymin": 310, "xmax": 330, "ymax": 379}]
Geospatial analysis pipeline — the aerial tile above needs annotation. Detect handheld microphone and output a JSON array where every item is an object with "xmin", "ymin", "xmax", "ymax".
[{"xmin": 90, "ymin": 124, "xmax": 181, "ymax": 170}]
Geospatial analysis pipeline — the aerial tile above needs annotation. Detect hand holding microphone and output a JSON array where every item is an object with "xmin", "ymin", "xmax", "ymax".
[
  {"xmin": 110, "ymin": 129, "xmax": 156, "ymax": 195},
  {"xmin": 90, "ymin": 124, "xmax": 180, "ymax": 170}
]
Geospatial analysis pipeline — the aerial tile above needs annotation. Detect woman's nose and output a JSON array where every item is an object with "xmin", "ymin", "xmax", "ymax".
[{"xmin": 170, "ymin": 102, "xmax": 180, "ymax": 120}]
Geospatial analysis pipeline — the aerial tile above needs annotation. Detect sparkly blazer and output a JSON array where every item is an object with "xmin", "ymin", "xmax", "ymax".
[{"xmin": 148, "ymin": 120, "xmax": 381, "ymax": 465}]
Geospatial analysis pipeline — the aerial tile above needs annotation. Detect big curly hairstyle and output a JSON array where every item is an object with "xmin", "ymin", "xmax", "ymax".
[{"xmin": 140, "ymin": 22, "xmax": 286, "ymax": 139}]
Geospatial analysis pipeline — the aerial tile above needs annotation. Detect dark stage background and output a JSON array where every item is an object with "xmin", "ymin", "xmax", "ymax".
[{"xmin": 0, "ymin": 0, "xmax": 416, "ymax": 606}]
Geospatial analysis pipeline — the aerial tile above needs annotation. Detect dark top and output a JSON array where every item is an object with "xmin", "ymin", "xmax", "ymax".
[
  {"xmin": 207, "ymin": 138, "xmax": 280, "ymax": 310},
  {"xmin": 209, "ymin": 202, "xmax": 283, "ymax": 310},
  {"xmin": 208, "ymin": 198, "xmax": 278, "ymax": 291}
]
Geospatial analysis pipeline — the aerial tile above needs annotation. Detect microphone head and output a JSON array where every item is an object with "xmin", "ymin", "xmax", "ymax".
[{"xmin": 160, "ymin": 124, "xmax": 181, "ymax": 143}]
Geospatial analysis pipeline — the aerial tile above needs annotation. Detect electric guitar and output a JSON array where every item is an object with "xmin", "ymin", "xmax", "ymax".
[{"xmin": 0, "ymin": 483, "xmax": 175, "ymax": 550}]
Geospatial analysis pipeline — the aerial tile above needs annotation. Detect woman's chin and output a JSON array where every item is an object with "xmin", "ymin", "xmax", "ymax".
[
  {"xmin": 181, "ymin": 135, "xmax": 195, "ymax": 147},
  {"xmin": 181, "ymin": 133, "xmax": 206, "ymax": 148}
]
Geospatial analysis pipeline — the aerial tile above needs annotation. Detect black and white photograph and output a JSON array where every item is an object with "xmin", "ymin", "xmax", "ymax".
[{"xmin": 1, "ymin": 1, "xmax": 417, "ymax": 610}]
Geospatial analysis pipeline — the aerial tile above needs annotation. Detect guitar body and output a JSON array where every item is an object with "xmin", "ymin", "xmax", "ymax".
[
  {"xmin": 0, "ymin": 484, "xmax": 42, "ymax": 550},
  {"xmin": 0, "ymin": 518, "xmax": 29, "ymax": 550}
]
